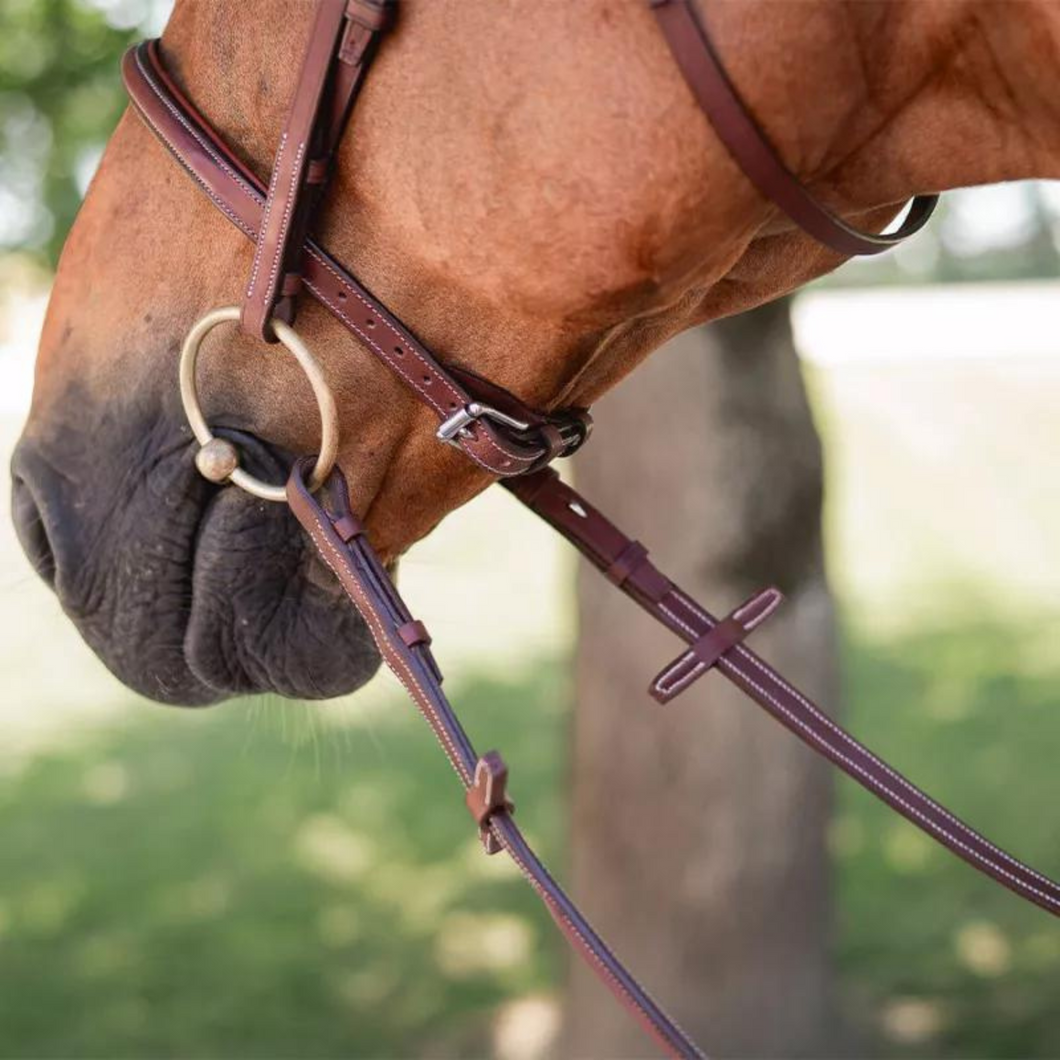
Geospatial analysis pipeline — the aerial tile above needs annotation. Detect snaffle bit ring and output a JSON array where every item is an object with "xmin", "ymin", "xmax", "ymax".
[{"xmin": 179, "ymin": 305, "xmax": 339, "ymax": 502}]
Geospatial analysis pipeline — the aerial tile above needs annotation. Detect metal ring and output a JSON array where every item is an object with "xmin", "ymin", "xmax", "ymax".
[{"xmin": 179, "ymin": 305, "xmax": 339, "ymax": 502}]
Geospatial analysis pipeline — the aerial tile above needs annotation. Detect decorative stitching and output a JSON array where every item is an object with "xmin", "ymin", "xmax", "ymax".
[
  {"xmin": 300, "ymin": 505, "xmax": 472, "ymax": 787},
  {"xmin": 303, "ymin": 270, "xmax": 533, "ymax": 476},
  {"xmin": 260, "ymin": 138, "xmax": 307, "ymax": 306},
  {"xmin": 135, "ymin": 48, "xmax": 542, "ymax": 476},
  {"xmin": 734, "ymin": 587, "xmax": 781, "ymax": 630},
  {"xmin": 134, "ymin": 49, "xmax": 261, "ymax": 207},
  {"xmin": 724, "ymin": 655, "xmax": 1060, "ymax": 911},
  {"xmin": 655, "ymin": 656, "xmax": 707, "ymax": 696},
  {"xmin": 659, "ymin": 584, "xmax": 1060, "ymax": 901},
  {"xmin": 492, "ymin": 825, "xmax": 704, "ymax": 1058},
  {"xmin": 305, "ymin": 251, "xmax": 537, "ymax": 470},
  {"xmin": 246, "ymin": 131, "xmax": 289, "ymax": 300}
]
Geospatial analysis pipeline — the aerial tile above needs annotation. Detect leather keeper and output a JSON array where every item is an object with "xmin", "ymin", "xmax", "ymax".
[
  {"xmin": 465, "ymin": 751, "xmax": 514, "ymax": 855},
  {"xmin": 346, "ymin": 0, "xmax": 392, "ymax": 32},
  {"xmin": 397, "ymin": 619, "xmax": 431, "ymax": 648},
  {"xmin": 332, "ymin": 513, "xmax": 363, "ymax": 542},
  {"xmin": 305, "ymin": 158, "xmax": 330, "ymax": 184},
  {"xmin": 650, "ymin": 587, "xmax": 783, "ymax": 704},
  {"xmin": 606, "ymin": 539, "xmax": 648, "ymax": 587},
  {"xmin": 280, "ymin": 272, "xmax": 304, "ymax": 297}
]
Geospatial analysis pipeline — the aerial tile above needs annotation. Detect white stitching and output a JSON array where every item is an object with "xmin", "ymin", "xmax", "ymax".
[
  {"xmin": 303, "ymin": 271, "xmax": 532, "ymax": 476},
  {"xmin": 492, "ymin": 825, "xmax": 704, "ymax": 1057},
  {"xmin": 246, "ymin": 132, "xmax": 288, "ymax": 299},
  {"xmin": 300, "ymin": 507, "xmax": 471, "ymax": 787},
  {"xmin": 655, "ymin": 656, "xmax": 706, "ymax": 697},
  {"xmin": 654, "ymin": 651, "xmax": 696, "ymax": 689},
  {"xmin": 260, "ymin": 139, "xmax": 306, "ymax": 304},
  {"xmin": 733, "ymin": 637, "xmax": 1060, "ymax": 895},
  {"xmin": 134, "ymin": 49, "xmax": 261, "ymax": 208},
  {"xmin": 135, "ymin": 48, "xmax": 538, "ymax": 472},
  {"xmin": 135, "ymin": 48, "xmax": 541, "ymax": 476},
  {"xmin": 306, "ymin": 251, "xmax": 536, "ymax": 470},
  {"xmin": 654, "ymin": 590, "xmax": 780, "ymax": 695},
  {"xmin": 662, "ymin": 586, "xmax": 1059, "ymax": 898},
  {"xmin": 722, "ymin": 655, "xmax": 1060, "ymax": 910},
  {"xmin": 735, "ymin": 587, "xmax": 782, "ymax": 630}
]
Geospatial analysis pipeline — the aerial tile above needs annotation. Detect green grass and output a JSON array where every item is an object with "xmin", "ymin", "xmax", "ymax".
[
  {"xmin": 0, "ymin": 665, "xmax": 569, "ymax": 1058},
  {"xmin": 1, "ymin": 625, "xmax": 1058, "ymax": 1057},
  {"xmin": 835, "ymin": 615, "xmax": 1060, "ymax": 1058},
  {"xmin": 3, "ymin": 343, "xmax": 1060, "ymax": 1056}
]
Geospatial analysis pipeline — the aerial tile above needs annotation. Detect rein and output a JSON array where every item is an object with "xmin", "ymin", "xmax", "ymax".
[{"xmin": 120, "ymin": 2, "xmax": 1052, "ymax": 1056}]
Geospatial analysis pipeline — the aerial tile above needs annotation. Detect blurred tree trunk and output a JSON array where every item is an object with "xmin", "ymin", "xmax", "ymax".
[{"xmin": 564, "ymin": 300, "xmax": 840, "ymax": 1057}]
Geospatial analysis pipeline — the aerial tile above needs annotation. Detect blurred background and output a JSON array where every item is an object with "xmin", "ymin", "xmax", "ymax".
[{"xmin": 2, "ymin": 1, "xmax": 1060, "ymax": 1057}]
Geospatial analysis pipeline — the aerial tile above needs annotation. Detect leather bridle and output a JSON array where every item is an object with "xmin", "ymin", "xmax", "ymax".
[{"xmin": 118, "ymin": 2, "xmax": 1054, "ymax": 1057}]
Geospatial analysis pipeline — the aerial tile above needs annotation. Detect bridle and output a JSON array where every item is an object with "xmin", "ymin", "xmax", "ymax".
[{"xmin": 117, "ymin": 2, "xmax": 1054, "ymax": 1056}]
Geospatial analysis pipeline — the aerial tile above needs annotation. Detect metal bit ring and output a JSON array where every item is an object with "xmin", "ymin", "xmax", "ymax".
[{"xmin": 179, "ymin": 305, "xmax": 339, "ymax": 502}]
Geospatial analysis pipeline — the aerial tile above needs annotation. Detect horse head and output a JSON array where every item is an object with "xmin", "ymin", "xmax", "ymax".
[{"xmin": 11, "ymin": 0, "xmax": 1059, "ymax": 705}]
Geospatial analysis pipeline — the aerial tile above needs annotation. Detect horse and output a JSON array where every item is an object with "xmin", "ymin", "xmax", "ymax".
[{"xmin": 10, "ymin": 0, "xmax": 1058, "ymax": 704}]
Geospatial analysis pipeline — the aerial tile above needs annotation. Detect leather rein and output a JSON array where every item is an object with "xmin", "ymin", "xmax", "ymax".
[{"xmin": 120, "ymin": 2, "xmax": 1050, "ymax": 1057}]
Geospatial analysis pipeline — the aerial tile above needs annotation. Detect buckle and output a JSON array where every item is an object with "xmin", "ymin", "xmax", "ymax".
[{"xmin": 436, "ymin": 402, "xmax": 531, "ymax": 444}]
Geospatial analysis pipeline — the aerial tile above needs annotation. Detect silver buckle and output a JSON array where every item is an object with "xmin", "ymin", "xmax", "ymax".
[{"xmin": 436, "ymin": 402, "xmax": 531, "ymax": 444}]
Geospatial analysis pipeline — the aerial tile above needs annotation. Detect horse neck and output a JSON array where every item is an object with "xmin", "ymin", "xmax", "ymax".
[{"xmin": 153, "ymin": 0, "xmax": 1060, "ymax": 414}]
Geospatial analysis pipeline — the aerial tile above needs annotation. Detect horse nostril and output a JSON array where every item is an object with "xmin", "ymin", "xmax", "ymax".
[{"xmin": 11, "ymin": 471, "xmax": 57, "ymax": 588}]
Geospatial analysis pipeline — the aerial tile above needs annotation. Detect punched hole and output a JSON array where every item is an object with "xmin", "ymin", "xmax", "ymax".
[
  {"xmin": 394, "ymin": 345, "xmax": 404, "ymax": 355},
  {"xmin": 337, "ymin": 290, "xmax": 347, "ymax": 301},
  {"xmin": 366, "ymin": 317, "xmax": 376, "ymax": 328},
  {"xmin": 422, "ymin": 375, "xmax": 431, "ymax": 384}
]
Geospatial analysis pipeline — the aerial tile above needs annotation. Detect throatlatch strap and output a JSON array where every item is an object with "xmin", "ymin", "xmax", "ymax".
[{"xmin": 648, "ymin": 0, "xmax": 939, "ymax": 256}]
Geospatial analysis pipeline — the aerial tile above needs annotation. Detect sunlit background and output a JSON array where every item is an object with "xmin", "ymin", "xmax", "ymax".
[{"xmin": 2, "ymin": 1, "xmax": 1060, "ymax": 1057}]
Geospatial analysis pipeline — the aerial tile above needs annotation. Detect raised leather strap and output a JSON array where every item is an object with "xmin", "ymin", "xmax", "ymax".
[
  {"xmin": 285, "ymin": 459, "xmax": 705, "ymax": 1060},
  {"xmin": 243, "ymin": 0, "xmax": 350, "ymax": 340},
  {"xmin": 505, "ymin": 468, "xmax": 1060, "ymax": 919},
  {"xmin": 122, "ymin": 40, "xmax": 588, "ymax": 477},
  {"xmin": 648, "ymin": 0, "xmax": 939, "ymax": 256},
  {"xmin": 243, "ymin": 0, "xmax": 394, "ymax": 340}
]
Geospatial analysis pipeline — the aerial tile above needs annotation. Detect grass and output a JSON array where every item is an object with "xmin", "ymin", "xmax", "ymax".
[
  {"xmin": 1, "ymin": 623, "xmax": 1058, "ymax": 1057},
  {"xmin": 835, "ymin": 615, "xmax": 1060, "ymax": 1058},
  {"xmin": 0, "ymin": 665, "xmax": 569, "ymax": 1058},
  {"xmin": 3, "ymin": 310, "xmax": 1060, "ymax": 1056}
]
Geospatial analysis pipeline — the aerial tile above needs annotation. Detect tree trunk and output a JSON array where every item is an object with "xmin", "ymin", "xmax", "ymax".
[{"xmin": 565, "ymin": 301, "xmax": 839, "ymax": 1057}]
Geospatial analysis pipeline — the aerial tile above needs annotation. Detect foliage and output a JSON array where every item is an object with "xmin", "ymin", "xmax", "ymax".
[
  {"xmin": 0, "ymin": 665, "xmax": 567, "ymax": 1057},
  {"xmin": 0, "ymin": 0, "xmax": 157, "ymax": 267}
]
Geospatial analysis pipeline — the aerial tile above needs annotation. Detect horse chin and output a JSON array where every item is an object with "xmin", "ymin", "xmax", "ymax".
[{"xmin": 10, "ymin": 422, "xmax": 381, "ymax": 707}]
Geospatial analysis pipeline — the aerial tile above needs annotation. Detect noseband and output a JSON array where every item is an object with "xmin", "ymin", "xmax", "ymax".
[{"xmin": 120, "ymin": 3, "xmax": 1052, "ymax": 1057}]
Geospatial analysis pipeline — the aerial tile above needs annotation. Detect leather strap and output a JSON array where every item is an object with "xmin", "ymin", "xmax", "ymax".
[
  {"xmin": 648, "ymin": 0, "xmax": 939, "ymax": 256},
  {"xmin": 285, "ymin": 460, "xmax": 705, "ymax": 1060},
  {"xmin": 124, "ymin": 7, "xmax": 1058, "ymax": 1055},
  {"xmin": 243, "ymin": 0, "xmax": 392, "ymax": 340},
  {"xmin": 650, "ymin": 587, "xmax": 782, "ymax": 703},
  {"xmin": 505, "ymin": 468, "xmax": 1060, "ymax": 919},
  {"xmin": 122, "ymin": 40, "xmax": 589, "ymax": 478}
]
